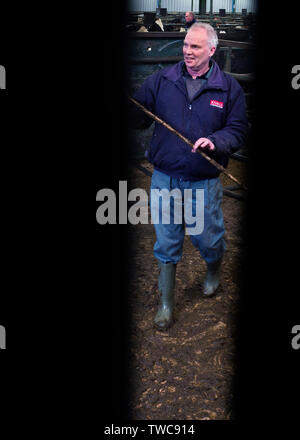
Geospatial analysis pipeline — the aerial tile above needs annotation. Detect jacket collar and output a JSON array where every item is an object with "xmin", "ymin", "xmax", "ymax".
[
  {"xmin": 163, "ymin": 59, "xmax": 228, "ymax": 91},
  {"xmin": 181, "ymin": 60, "xmax": 213, "ymax": 80}
]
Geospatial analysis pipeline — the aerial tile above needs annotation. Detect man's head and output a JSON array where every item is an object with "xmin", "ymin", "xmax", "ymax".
[
  {"xmin": 185, "ymin": 11, "xmax": 195, "ymax": 24},
  {"xmin": 183, "ymin": 23, "xmax": 218, "ymax": 72}
]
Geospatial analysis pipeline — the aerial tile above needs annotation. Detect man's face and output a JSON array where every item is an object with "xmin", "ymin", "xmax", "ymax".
[
  {"xmin": 185, "ymin": 13, "xmax": 193, "ymax": 23},
  {"xmin": 183, "ymin": 28, "xmax": 216, "ymax": 70}
]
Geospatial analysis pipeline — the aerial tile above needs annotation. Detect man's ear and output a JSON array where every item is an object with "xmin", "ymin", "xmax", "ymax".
[{"xmin": 209, "ymin": 46, "xmax": 216, "ymax": 57}]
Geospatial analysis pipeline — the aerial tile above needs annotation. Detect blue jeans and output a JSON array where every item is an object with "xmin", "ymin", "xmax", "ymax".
[{"xmin": 150, "ymin": 169, "xmax": 226, "ymax": 265}]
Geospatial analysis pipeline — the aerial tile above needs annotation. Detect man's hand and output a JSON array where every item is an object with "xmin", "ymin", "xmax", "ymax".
[{"xmin": 192, "ymin": 137, "xmax": 215, "ymax": 153}]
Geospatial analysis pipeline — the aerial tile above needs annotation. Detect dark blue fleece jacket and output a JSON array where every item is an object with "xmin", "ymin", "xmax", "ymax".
[{"xmin": 133, "ymin": 60, "xmax": 248, "ymax": 181}]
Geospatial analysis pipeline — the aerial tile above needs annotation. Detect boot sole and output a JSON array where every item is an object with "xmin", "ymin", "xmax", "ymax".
[
  {"xmin": 203, "ymin": 286, "xmax": 219, "ymax": 297},
  {"xmin": 203, "ymin": 291, "xmax": 217, "ymax": 298},
  {"xmin": 153, "ymin": 319, "xmax": 173, "ymax": 331}
]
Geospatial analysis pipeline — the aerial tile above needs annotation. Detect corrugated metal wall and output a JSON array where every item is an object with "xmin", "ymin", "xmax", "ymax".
[
  {"xmin": 206, "ymin": 0, "xmax": 231, "ymax": 13},
  {"xmin": 161, "ymin": 0, "xmax": 193, "ymax": 12},
  {"xmin": 128, "ymin": 0, "xmax": 156, "ymax": 12},
  {"xmin": 128, "ymin": 0, "xmax": 193, "ymax": 12},
  {"xmin": 205, "ymin": 0, "xmax": 257, "ymax": 13},
  {"xmin": 128, "ymin": 0, "xmax": 257, "ymax": 13},
  {"xmin": 234, "ymin": 0, "xmax": 257, "ymax": 13}
]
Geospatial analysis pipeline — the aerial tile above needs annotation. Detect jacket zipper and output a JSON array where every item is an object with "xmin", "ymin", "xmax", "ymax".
[{"xmin": 186, "ymin": 102, "xmax": 192, "ymax": 140}]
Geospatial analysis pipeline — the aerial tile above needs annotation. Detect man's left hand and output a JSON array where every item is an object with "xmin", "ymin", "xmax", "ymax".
[{"xmin": 192, "ymin": 137, "xmax": 215, "ymax": 153}]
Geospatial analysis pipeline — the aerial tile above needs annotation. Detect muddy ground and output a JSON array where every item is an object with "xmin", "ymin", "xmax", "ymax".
[{"xmin": 126, "ymin": 158, "xmax": 247, "ymax": 420}]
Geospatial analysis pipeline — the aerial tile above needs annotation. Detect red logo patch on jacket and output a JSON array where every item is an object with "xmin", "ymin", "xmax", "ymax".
[{"xmin": 210, "ymin": 99, "xmax": 224, "ymax": 109}]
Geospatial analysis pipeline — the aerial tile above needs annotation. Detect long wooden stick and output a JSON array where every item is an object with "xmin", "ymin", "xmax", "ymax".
[{"xmin": 129, "ymin": 96, "xmax": 247, "ymax": 191}]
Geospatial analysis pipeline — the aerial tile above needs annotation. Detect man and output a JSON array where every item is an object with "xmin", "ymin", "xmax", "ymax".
[
  {"xmin": 131, "ymin": 23, "xmax": 248, "ymax": 331},
  {"xmin": 184, "ymin": 11, "xmax": 196, "ymax": 29}
]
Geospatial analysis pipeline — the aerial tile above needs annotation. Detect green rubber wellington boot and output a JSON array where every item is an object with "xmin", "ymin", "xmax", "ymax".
[
  {"xmin": 203, "ymin": 258, "xmax": 222, "ymax": 297},
  {"xmin": 154, "ymin": 261, "xmax": 176, "ymax": 331}
]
